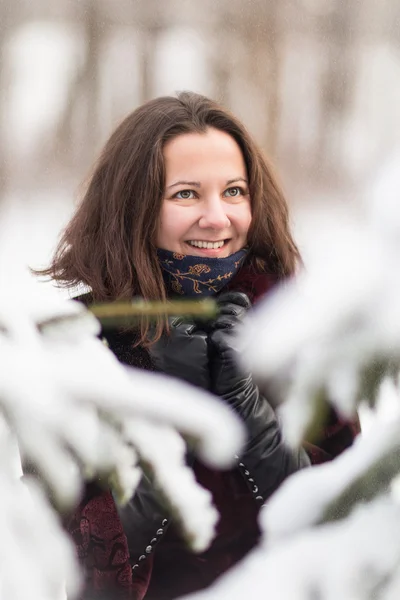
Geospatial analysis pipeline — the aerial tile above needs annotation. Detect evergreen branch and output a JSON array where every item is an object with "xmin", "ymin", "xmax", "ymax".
[
  {"xmin": 320, "ymin": 441, "xmax": 400, "ymax": 525},
  {"xmin": 90, "ymin": 298, "xmax": 217, "ymax": 318},
  {"xmin": 37, "ymin": 299, "xmax": 218, "ymax": 331}
]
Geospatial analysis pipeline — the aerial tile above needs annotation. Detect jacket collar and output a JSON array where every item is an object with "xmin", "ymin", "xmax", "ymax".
[{"xmin": 225, "ymin": 260, "xmax": 278, "ymax": 304}]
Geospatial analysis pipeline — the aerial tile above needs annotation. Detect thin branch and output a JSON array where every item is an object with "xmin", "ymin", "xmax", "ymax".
[{"xmin": 37, "ymin": 299, "xmax": 218, "ymax": 331}]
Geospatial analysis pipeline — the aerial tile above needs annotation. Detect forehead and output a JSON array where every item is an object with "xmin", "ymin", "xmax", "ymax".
[{"xmin": 163, "ymin": 128, "xmax": 247, "ymax": 178}]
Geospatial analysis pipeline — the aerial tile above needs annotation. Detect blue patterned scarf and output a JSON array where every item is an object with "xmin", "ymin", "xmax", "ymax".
[{"xmin": 157, "ymin": 248, "xmax": 248, "ymax": 296}]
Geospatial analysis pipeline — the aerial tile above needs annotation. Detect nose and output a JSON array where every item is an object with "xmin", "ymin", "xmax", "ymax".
[{"xmin": 198, "ymin": 197, "xmax": 230, "ymax": 230}]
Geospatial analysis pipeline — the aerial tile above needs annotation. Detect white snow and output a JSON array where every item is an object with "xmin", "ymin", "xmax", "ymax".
[
  {"xmin": 183, "ymin": 498, "xmax": 400, "ymax": 600},
  {"xmin": 0, "ymin": 286, "xmax": 245, "ymax": 598}
]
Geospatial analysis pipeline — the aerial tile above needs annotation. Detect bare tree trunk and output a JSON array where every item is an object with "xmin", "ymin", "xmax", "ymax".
[
  {"xmin": 317, "ymin": 1, "xmax": 359, "ymax": 179},
  {"xmin": 84, "ymin": 0, "xmax": 102, "ymax": 155},
  {"xmin": 210, "ymin": 2, "xmax": 236, "ymax": 105},
  {"xmin": 226, "ymin": 0, "xmax": 284, "ymax": 157},
  {"xmin": 262, "ymin": 3, "xmax": 284, "ymax": 158},
  {"xmin": 212, "ymin": 37, "xmax": 231, "ymax": 105},
  {"xmin": 52, "ymin": 0, "xmax": 104, "ymax": 170},
  {"xmin": 133, "ymin": 0, "xmax": 165, "ymax": 104},
  {"xmin": 389, "ymin": 0, "xmax": 400, "ymax": 47},
  {"xmin": 0, "ymin": 0, "xmax": 10, "ymax": 197},
  {"xmin": 137, "ymin": 26, "xmax": 158, "ymax": 104}
]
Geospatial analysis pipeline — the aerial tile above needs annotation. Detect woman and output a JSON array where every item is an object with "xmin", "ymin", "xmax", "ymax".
[{"xmin": 42, "ymin": 92, "xmax": 359, "ymax": 599}]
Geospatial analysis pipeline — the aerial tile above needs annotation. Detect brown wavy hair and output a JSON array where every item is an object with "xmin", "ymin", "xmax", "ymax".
[{"xmin": 38, "ymin": 91, "xmax": 300, "ymax": 342}]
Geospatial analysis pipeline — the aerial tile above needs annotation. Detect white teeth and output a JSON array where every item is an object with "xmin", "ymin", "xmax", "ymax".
[{"xmin": 188, "ymin": 240, "xmax": 225, "ymax": 249}]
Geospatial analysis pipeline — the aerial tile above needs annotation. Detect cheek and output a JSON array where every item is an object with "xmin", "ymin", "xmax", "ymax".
[
  {"xmin": 233, "ymin": 202, "xmax": 252, "ymax": 237},
  {"xmin": 158, "ymin": 204, "xmax": 192, "ymax": 243}
]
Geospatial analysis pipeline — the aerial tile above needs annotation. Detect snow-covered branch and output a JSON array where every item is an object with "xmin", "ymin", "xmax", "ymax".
[
  {"xmin": 182, "ymin": 154, "xmax": 400, "ymax": 600},
  {"xmin": 183, "ymin": 497, "xmax": 400, "ymax": 600},
  {"xmin": 0, "ymin": 287, "xmax": 245, "ymax": 599}
]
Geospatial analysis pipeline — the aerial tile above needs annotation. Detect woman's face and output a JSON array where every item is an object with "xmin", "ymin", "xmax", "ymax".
[{"xmin": 156, "ymin": 128, "xmax": 252, "ymax": 258}]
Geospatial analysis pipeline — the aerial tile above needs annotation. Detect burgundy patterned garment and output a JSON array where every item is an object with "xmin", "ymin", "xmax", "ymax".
[{"xmin": 67, "ymin": 263, "xmax": 361, "ymax": 600}]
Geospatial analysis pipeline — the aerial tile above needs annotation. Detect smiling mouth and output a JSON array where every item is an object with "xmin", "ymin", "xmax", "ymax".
[{"xmin": 186, "ymin": 239, "xmax": 229, "ymax": 250}]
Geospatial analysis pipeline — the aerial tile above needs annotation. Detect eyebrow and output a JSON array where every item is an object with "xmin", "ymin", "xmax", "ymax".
[{"xmin": 167, "ymin": 177, "xmax": 248, "ymax": 189}]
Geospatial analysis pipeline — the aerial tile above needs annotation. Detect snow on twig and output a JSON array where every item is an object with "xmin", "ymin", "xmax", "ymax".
[
  {"xmin": 0, "ymin": 288, "xmax": 244, "ymax": 598},
  {"xmin": 183, "ymin": 497, "xmax": 400, "ymax": 600}
]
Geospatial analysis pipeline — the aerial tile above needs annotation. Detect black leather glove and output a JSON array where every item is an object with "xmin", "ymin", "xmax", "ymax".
[
  {"xmin": 209, "ymin": 291, "xmax": 310, "ymax": 502},
  {"xmin": 148, "ymin": 317, "xmax": 210, "ymax": 390},
  {"xmin": 208, "ymin": 292, "xmax": 252, "ymax": 404}
]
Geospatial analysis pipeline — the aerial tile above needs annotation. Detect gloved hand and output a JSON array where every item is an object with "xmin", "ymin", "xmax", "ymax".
[
  {"xmin": 208, "ymin": 291, "xmax": 309, "ymax": 502},
  {"xmin": 208, "ymin": 291, "xmax": 252, "ymax": 405},
  {"xmin": 148, "ymin": 317, "xmax": 210, "ymax": 390}
]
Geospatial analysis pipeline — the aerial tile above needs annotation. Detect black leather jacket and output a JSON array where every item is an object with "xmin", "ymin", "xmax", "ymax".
[{"xmin": 78, "ymin": 306, "xmax": 309, "ymax": 573}]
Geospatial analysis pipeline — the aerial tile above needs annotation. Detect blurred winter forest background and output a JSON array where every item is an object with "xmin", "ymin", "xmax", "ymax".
[
  {"xmin": 0, "ymin": 0, "xmax": 399, "ymax": 277},
  {"xmin": 2, "ymin": 2, "xmax": 400, "ymax": 600}
]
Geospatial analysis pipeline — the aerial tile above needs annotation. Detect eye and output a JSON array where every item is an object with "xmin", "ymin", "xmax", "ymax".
[
  {"xmin": 223, "ymin": 186, "xmax": 245, "ymax": 198},
  {"xmin": 174, "ymin": 189, "xmax": 196, "ymax": 200}
]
